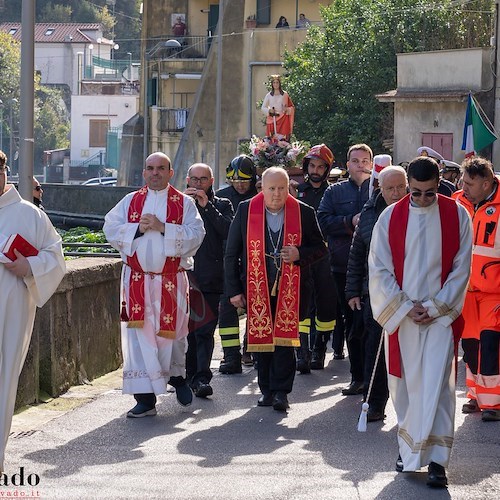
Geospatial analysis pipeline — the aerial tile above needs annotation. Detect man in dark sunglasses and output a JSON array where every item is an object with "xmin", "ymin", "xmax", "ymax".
[
  {"xmin": 32, "ymin": 178, "xmax": 44, "ymax": 210},
  {"xmin": 368, "ymin": 156, "xmax": 472, "ymax": 487}
]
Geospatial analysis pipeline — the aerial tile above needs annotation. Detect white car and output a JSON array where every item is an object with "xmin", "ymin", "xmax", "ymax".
[{"xmin": 81, "ymin": 177, "xmax": 117, "ymax": 186}]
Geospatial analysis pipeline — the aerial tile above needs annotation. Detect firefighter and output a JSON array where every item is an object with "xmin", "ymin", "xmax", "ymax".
[
  {"xmin": 216, "ymin": 155, "xmax": 258, "ymax": 373},
  {"xmin": 294, "ymin": 144, "xmax": 337, "ymax": 372}
]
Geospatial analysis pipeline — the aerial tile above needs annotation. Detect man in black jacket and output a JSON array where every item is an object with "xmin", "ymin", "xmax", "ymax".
[
  {"xmin": 185, "ymin": 163, "xmax": 234, "ymax": 397},
  {"xmin": 345, "ymin": 165, "xmax": 408, "ymax": 420},
  {"xmin": 318, "ymin": 144, "xmax": 371, "ymax": 394},
  {"xmin": 225, "ymin": 167, "xmax": 327, "ymax": 411}
]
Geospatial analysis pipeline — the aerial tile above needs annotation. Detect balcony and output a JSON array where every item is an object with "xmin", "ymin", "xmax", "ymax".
[
  {"xmin": 156, "ymin": 108, "xmax": 190, "ymax": 133},
  {"xmin": 146, "ymin": 36, "xmax": 210, "ymax": 60}
]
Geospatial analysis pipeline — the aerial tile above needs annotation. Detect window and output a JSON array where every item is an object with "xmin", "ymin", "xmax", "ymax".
[
  {"xmin": 44, "ymin": 28, "xmax": 55, "ymax": 36},
  {"xmin": 89, "ymin": 120, "xmax": 110, "ymax": 147},
  {"xmin": 8, "ymin": 28, "xmax": 17, "ymax": 35}
]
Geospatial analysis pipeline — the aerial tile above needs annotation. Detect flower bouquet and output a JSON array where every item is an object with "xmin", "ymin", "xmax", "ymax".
[{"xmin": 239, "ymin": 135, "xmax": 310, "ymax": 173}]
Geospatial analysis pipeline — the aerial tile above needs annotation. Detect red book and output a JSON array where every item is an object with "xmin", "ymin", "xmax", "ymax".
[{"xmin": 2, "ymin": 234, "xmax": 39, "ymax": 261}]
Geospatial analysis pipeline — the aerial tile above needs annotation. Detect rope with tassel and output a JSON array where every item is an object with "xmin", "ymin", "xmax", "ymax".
[{"xmin": 357, "ymin": 328, "xmax": 385, "ymax": 432}]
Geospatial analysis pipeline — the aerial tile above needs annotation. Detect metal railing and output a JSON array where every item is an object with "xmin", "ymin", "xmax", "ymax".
[
  {"xmin": 147, "ymin": 35, "xmax": 210, "ymax": 59},
  {"xmin": 63, "ymin": 242, "xmax": 119, "ymax": 258}
]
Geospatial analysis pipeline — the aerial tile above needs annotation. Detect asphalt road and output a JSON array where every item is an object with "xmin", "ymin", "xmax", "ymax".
[{"xmin": 4, "ymin": 347, "xmax": 500, "ymax": 500}]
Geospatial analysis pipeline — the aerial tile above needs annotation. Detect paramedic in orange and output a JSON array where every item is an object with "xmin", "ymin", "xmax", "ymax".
[{"xmin": 454, "ymin": 156, "xmax": 500, "ymax": 422}]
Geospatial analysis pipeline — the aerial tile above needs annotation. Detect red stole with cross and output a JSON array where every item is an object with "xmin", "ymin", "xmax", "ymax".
[
  {"xmin": 124, "ymin": 185, "xmax": 184, "ymax": 339},
  {"xmin": 246, "ymin": 192, "xmax": 301, "ymax": 352},
  {"xmin": 388, "ymin": 193, "xmax": 464, "ymax": 377}
]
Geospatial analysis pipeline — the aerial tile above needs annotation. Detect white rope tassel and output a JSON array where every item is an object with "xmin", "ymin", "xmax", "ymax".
[
  {"xmin": 357, "ymin": 325, "xmax": 385, "ymax": 432},
  {"xmin": 357, "ymin": 402, "xmax": 369, "ymax": 432}
]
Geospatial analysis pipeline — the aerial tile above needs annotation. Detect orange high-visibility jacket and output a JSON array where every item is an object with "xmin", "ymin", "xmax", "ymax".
[{"xmin": 454, "ymin": 178, "xmax": 500, "ymax": 294}]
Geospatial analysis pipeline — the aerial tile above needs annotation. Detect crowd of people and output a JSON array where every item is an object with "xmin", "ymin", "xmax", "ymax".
[
  {"xmin": 1, "ymin": 139, "xmax": 499, "ymax": 490},
  {"xmin": 100, "ymin": 141, "xmax": 499, "ymax": 490}
]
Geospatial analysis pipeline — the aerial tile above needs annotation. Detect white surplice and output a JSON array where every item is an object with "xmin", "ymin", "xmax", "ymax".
[
  {"xmin": 0, "ymin": 185, "xmax": 66, "ymax": 471},
  {"xmin": 103, "ymin": 186, "xmax": 205, "ymax": 395},
  {"xmin": 368, "ymin": 198, "xmax": 472, "ymax": 471}
]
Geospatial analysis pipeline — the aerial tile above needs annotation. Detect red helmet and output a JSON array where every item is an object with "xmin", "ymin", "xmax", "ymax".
[{"xmin": 302, "ymin": 144, "xmax": 335, "ymax": 178}]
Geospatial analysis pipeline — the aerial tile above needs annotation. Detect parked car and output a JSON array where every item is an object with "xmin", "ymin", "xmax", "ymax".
[{"xmin": 81, "ymin": 177, "xmax": 117, "ymax": 186}]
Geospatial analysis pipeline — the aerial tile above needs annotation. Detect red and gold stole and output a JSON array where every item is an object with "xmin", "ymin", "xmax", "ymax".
[
  {"xmin": 388, "ymin": 193, "xmax": 463, "ymax": 377},
  {"xmin": 125, "ymin": 185, "xmax": 184, "ymax": 339},
  {"xmin": 246, "ymin": 192, "xmax": 302, "ymax": 352}
]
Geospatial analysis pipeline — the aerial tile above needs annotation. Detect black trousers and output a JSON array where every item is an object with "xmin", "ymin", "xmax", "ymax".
[
  {"xmin": 333, "ymin": 271, "xmax": 364, "ymax": 382},
  {"xmin": 362, "ymin": 296, "xmax": 389, "ymax": 411},
  {"xmin": 255, "ymin": 347, "xmax": 296, "ymax": 395},
  {"xmin": 186, "ymin": 290, "xmax": 220, "ymax": 385}
]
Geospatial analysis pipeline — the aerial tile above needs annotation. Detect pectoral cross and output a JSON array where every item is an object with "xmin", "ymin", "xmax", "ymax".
[{"xmin": 266, "ymin": 250, "xmax": 282, "ymax": 296}]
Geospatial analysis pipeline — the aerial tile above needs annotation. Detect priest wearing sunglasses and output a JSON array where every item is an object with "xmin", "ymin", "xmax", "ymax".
[{"xmin": 368, "ymin": 156, "xmax": 472, "ymax": 488}]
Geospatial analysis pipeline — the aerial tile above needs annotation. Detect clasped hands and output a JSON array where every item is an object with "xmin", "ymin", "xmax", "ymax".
[
  {"xmin": 407, "ymin": 301, "xmax": 434, "ymax": 325},
  {"xmin": 139, "ymin": 213, "xmax": 165, "ymax": 234}
]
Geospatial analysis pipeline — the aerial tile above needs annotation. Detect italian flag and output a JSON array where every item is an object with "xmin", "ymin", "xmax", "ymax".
[{"xmin": 462, "ymin": 93, "xmax": 497, "ymax": 157}]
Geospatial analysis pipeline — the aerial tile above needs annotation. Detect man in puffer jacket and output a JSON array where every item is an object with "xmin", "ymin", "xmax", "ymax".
[{"xmin": 345, "ymin": 165, "xmax": 408, "ymax": 421}]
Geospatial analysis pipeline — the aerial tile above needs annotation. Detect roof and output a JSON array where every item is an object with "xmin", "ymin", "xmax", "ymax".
[
  {"xmin": 376, "ymin": 89, "xmax": 471, "ymax": 103},
  {"xmin": 0, "ymin": 22, "xmax": 102, "ymax": 43}
]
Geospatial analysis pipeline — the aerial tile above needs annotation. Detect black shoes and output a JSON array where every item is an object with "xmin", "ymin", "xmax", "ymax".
[
  {"xmin": 272, "ymin": 391, "xmax": 289, "ymax": 412},
  {"xmin": 257, "ymin": 393, "xmax": 274, "ymax": 407},
  {"xmin": 219, "ymin": 349, "xmax": 243, "ymax": 374},
  {"xmin": 341, "ymin": 381, "xmax": 364, "ymax": 395},
  {"xmin": 310, "ymin": 349, "xmax": 326, "ymax": 370},
  {"xmin": 169, "ymin": 376, "xmax": 193, "ymax": 407},
  {"xmin": 126, "ymin": 402, "xmax": 157, "ymax": 418},
  {"xmin": 366, "ymin": 408, "xmax": 386, "ymax": 422},
  {"xmin": 427, "ymin": 462, "xmax": 448, "ymax": 488},
  {"xmin": 395, "ymin": 455, "xmax": 403, "ymax": 473},
  {"xmin": 462, "ymin": 398, "xmax": 480, "ymax": 413},
  {"xmin": 296, "ymin": 350, "xmax": 311, "ymax": 374},
  {"xmin": 192, "ymin": 381, "xmax": 213, "ymax": 398},
  {"xmin": 482, "ymin": 409, "xmax": 500, "ymax": 421},
  {"xmin": 333, "ymin": 350, "xmax": 345, "ymax": 360}
]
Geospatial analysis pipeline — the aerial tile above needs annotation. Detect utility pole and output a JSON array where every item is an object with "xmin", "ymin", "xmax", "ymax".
[
  {"xmin": 493, "ymin": 1, "xmax": 500, "ymax": 166},
  {"xmin": 214, "ymin": 0, "xmax": 223, "ymax": 188},
  {"xmin": 19, "ymin": 0, "xmax": 35, "ymax": 201}
]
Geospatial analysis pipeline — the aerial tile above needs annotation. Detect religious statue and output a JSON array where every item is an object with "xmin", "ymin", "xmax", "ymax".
[{"xmin": 261, "ymin": 75, "xmax": 294, "ymax": 140}]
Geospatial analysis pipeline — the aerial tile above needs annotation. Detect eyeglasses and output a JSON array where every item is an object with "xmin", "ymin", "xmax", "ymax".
[
  {"xmin": 411, "ymin": 190, "xmax": 437, "ymax": 198},
  {"xmin": 0, "ymin": 166, "xmax": 9, "ymax": 174},
  {"xmin": 382, "ymin": 184, "xmax": 407, "ymax": 194},
  {"xmin": 34, "ymin": 185, "xmax": 42, "ymax": 191},
  {"xmin": 189, "ymin": 176, "xmax": 210, "ymax": 183}
]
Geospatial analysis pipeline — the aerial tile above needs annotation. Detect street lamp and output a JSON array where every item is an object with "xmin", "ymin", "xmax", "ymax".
[
  {"xmin": 9, "ymin": 98, "xmax": 18, "ymax": 173},
  {"xmin": 88, "ymin": 43, "xmax": 94, "ymax": 78},
  {"xmin": 127, "ymin": 52, "xmax": 132, "ymax": 82},
  {"xmin": 0, "ymin": 99, "xmax": 4, "ymax": 152},
  {"xmin": 111, "ymin": 42, "xmax": 119, "ymax": 60}
]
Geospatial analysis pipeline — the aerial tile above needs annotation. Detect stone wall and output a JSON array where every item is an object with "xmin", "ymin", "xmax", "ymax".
[{"xmin": 15, "ymin": 258, "xmax": 123, "ymax": 410}]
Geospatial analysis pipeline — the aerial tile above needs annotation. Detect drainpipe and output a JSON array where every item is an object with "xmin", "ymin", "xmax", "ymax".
[{"xmin": 247, "ymin": 61, "xmax": 283, "ymax": 137}]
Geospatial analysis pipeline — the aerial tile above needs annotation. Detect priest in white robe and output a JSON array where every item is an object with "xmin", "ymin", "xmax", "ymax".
[
  {"xmin": 0, "ymin": 153, "xmax": 66, "ymax": 473},
  {"xmin": 104, "ymin": 152, "xmax": 205, "ymax": 417},
  {"xmin": 368, "ymin": 156, "xmax": 472, "ymax": 488}
]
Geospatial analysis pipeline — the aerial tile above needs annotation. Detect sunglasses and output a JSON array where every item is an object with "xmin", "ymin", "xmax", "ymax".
[
  {"xmin": 34, "ymin": 185, "xmax": 42, "ymax": 191},
  {"xmin": 411, "ymin": 190, "xmax": 436, "ymax": 198}
]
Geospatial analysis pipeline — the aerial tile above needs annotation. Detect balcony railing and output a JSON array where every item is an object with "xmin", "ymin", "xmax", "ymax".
[
  {"xmin": 157, "ymin": 108, "xmax": 190, "ymax": 133},
  {"xmin": 146, "ymin": 36, "xmax": 210, "ymax": 60}
]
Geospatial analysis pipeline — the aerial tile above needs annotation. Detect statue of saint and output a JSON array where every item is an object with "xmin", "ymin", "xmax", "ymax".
[{"xmin": 261, "ymin": 75, "xmax": 294, "ymax": 140}]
